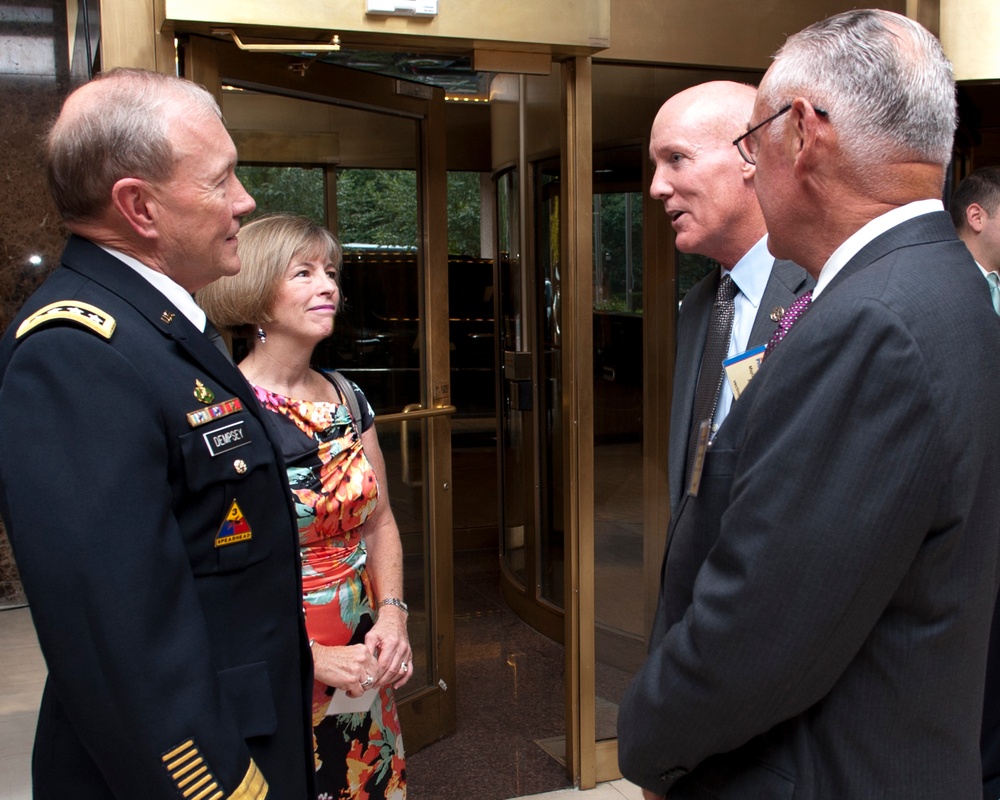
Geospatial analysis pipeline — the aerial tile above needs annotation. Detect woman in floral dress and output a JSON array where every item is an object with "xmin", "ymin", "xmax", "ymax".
[{"xmin": 199, "ymin": 214, "xmax": 410, "ymax": 799}]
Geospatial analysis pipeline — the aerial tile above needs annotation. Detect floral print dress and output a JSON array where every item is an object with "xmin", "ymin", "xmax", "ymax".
[{"xmin": 253, "ymin": 375, "xmax": 406, "ymax": 800}]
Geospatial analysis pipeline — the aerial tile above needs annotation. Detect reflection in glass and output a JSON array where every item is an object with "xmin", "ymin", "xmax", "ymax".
[
  {"xmin": 496, "ymin": 168, "xmax": 528, "ymax": 583},
  {"xmin": 376, "ymin": 417, "xmax": 431, "ymax": 699},
  {"xmin": 236, "ymin": 165, "xmax": 325, "ymax": 223},
  {"xmin": 590, "ymin": 147, "xmax": 647, "ymax": 742},
  {"xmin": 537, "ymin": 163, "xmax": 563, "ymax": 607},
  {"xmin": 593, "ymin": 191, "xmax": 643, "ymax": 314}
]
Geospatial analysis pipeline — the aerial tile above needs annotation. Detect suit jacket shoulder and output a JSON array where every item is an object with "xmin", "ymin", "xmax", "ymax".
[{"xmin": 621, "ymin": 213, "xmax": 1000, "ymax": 799}]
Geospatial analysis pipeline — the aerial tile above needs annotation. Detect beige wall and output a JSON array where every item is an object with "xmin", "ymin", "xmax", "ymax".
[
  {"xmin": 601, "ymin": 0, "xmax": 906, "ymax": 69},
  {"xmin": 164, "ymin": 0, "xmax": 610, "ymax": 54},
  {"xmin": 116, "ymin": 0, "xmax": 1000, "ymax": 84},
  {"xmin": 942, "ymin": 0, "xmax": 1000, "ymax": 80}
]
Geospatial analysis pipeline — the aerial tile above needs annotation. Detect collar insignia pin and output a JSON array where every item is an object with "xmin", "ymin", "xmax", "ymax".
[{"xmin": 194, "ymin": 379, "xmax": 215, "ymax": 404}]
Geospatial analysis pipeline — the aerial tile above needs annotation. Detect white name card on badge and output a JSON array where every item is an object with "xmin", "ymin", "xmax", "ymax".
[
  {"xmin": 724, "ymin": 344, "xmax": 766, "ymax": 400},
  {"xmin": 327, "ymin": 687, "xmax": 378, "ymax": 716}
]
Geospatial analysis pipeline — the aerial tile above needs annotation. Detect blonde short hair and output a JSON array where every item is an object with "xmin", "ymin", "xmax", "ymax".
[{"xmin": 198, "ymin": 213, "xmax": 343, "ymax": 331}]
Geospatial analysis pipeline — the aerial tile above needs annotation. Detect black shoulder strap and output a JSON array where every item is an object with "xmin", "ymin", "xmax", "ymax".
[{"xmin": 326, "ymin": 370, "xmax": 362, "ymax": 427}]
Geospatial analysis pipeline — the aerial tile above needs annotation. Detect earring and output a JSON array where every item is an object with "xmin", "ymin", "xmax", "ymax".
[{"xmin": 256, "ymin": 325, "xmax": 266, "ymax": 344}]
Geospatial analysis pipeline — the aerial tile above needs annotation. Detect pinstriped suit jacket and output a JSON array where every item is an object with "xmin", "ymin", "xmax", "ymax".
[{"xmin": 621, "ymin": 212, "xmax": 1000, "ymax": 799}]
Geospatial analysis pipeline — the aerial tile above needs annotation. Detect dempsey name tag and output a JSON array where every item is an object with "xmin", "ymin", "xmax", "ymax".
[
  {"xmin": 723, "ymin": 344, "xmax": 766, "ymax": 401},
  {"xmin": 202, "ymin": 420, "xmax": 251, "ymax": 456}
]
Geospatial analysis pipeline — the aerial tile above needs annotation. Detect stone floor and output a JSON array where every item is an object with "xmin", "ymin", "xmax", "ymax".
[{"xmin": 0, "ymin": 579, "xmax": 641, "ymax": 800}]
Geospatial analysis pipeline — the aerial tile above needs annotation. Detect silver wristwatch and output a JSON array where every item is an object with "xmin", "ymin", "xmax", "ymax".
[{"xmin": 379, "ymin": 597, "xmax": 408, "ymax": 614}]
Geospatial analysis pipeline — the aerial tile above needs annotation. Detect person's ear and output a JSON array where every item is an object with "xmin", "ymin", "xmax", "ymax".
[
  {"xmin": 965, "ymin": 202, "xmax": 986, "ymax": 234},
  {"xmin": 111, "ymin": 178, "xmax": 158, "ymax": 240},
  {"xmin": 788, "ymin": 98, "xmax": 825, "ymax": 174}
]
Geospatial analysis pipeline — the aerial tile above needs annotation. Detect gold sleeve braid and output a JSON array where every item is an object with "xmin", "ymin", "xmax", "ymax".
[
  {"xmin": 161, "ymin": 740, "xmax": 268, "ymax": 800},
  {"xmin": 228, "ymin": 759, "xmax": 268, "ymax": 800}
]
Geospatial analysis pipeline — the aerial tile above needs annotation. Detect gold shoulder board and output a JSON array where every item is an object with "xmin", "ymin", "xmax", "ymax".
[{"xmin": 15, "ymin": 301, "xmax": 116, "ymax": 341}]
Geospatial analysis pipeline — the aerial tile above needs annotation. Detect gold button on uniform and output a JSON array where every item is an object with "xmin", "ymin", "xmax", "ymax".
[{"xmin": 234, "ymin": 459, "xmax": 247, "ymax": 474}]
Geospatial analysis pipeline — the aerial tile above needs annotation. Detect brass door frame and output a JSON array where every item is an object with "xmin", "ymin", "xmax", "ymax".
[
  {"xmin": 183, "ymin": 35, "xmax": 456, "ymax": 752},
  {"xmin": 560, "ymin": 56, "xmax": 600, "ymax": 789}
]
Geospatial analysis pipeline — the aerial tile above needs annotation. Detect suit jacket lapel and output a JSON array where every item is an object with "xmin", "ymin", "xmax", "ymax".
[
  {"xmin": 747, "ymin": 259, "xmax": 812, "ymax": 347},
  {"xmin": 61, "ymin": 236, "xmax": 259, "ymax": 411}
]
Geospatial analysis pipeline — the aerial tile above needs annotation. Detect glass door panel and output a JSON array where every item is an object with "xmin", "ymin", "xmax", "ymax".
[
  {"xmin": 369, "ymin": 415, "xmax": 431, "ymax": 687},
  {"xmin": 183, "ymin": 35, "xmax": 455, "ymax": 751},
  {"xmin": 536, "ymin": 161, "xmax": 564, "ymax": 611},
  {"xmin": 496, "ymin": 167, "xmax": 530, "ymax": 585},
  {"xmin": 590, "ymin": 146, "xmax": 646, "ymax": 743}
]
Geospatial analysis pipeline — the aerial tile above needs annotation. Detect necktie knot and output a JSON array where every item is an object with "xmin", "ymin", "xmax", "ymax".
[
  {"xmin": 763, "ymin": 290, "xmax": 812, "ymax": 360},
  {"xmin": 716, "ymin": 273, "xmax": 736, "ymax": 305},
  {"xmin": 987, "ymin": 272, "xmax": 1000, "ymax": 317}
]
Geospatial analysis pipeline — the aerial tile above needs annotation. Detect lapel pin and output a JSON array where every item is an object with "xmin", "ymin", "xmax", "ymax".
[
  {"xmin": 160, "ymin": 311, "xmax": 175, "ymax": 324},
  {"xmin": 193, "ymin": 379, "xmax": 215, "ymax": 404},
  {"xmin": 770, "ymin": 306, "xmax": 786, "ymax": 323}
]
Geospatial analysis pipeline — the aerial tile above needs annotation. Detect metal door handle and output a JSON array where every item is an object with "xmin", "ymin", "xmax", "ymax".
[
  {"xmin": 376, "ymin": 404, "xmax": 456, "ymax": 487},
  {"xmin": 211, "ymin": 28, "xmax": 342, "ymax": 52}
]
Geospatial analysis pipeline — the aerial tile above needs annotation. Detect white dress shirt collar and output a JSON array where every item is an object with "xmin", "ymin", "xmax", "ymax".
[
  {"xmin": 97, "ymin": 244, "xmax": 207, "ymax": 331},
  {"xmin": 725, "ymin": 234, "xmax": 772, "ymax": 310},
  {"xmin": 812, "ymin": 199, "xmax": 943, "ymax": 299}
]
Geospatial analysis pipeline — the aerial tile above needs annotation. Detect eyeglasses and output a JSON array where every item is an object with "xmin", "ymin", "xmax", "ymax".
[{"xmin": 733, "ymin": 104, "xmax": 828, "ymax": 165}]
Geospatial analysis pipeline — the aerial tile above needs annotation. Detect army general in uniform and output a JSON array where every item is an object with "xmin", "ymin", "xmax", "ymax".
[{"xmin": 0, "ymin": 69, "xmax": 316, "ymax": 798}]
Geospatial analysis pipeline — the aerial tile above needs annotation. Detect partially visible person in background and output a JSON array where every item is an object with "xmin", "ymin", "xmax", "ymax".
[
  {"xmin": 0, "ymin": 69, "xmax": 315, "ymax": 800},
  {"xmin": 953, "ymin": 166, "xmax": 1000, "ymax": 800},
  {"xmin": 950, "ymin": 165, "xmax": 1000, "ymax": 315},
  {"xmin": 199, "ymin": 213, "xmax": 410, "ymax": 799}
]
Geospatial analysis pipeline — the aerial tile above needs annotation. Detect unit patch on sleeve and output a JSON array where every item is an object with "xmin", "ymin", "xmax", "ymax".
[
  {"xmin": 15, "ymin": 301, "xmax": 116, "ymax": 341},
  {"xmin": 216, "ymin": 499, "xmax": 253, "ymax": 547}
]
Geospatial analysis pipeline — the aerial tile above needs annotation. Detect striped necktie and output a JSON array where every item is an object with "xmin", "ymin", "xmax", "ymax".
[{"xmin": 685, "ymin": 273, "xmax": 736, "ymax": 488}]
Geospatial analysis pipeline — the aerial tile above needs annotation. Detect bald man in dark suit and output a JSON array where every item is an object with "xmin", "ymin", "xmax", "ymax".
[{"xmin": 648, "ymin": 80, "xmax": 811, "ymax": 515}]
